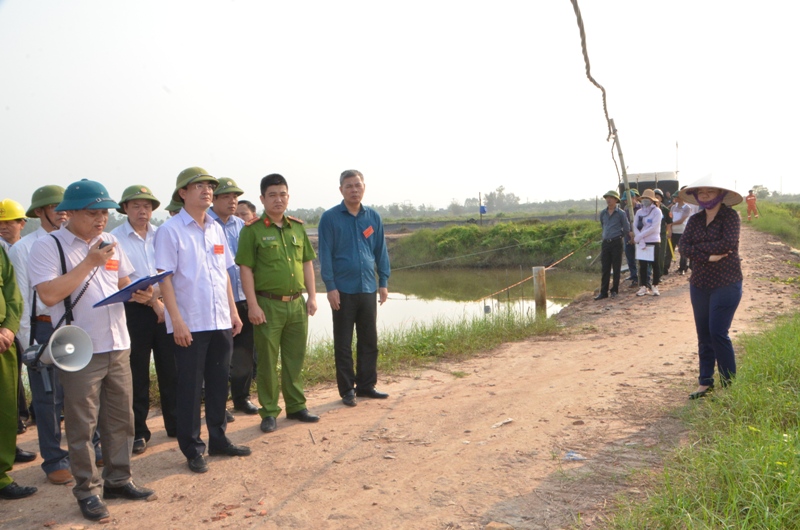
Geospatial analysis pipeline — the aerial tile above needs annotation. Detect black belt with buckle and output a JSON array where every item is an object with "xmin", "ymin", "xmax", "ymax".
[
  {"xmin": 603, "ymin": 236, "xmax": 623, "ymax": 243},
  {"xmin": 256, "ymin": 291, "xmax": 302, "ymax": 302}
]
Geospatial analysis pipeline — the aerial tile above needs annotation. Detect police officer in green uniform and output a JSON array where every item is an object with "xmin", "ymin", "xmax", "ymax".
[
  {"xmin": 236, "ymin": 174, "xmax": 319, "ymax": 433},
  {"xmin": 0, "ymin": 246, "xmax": 37, "ymax": 500}
]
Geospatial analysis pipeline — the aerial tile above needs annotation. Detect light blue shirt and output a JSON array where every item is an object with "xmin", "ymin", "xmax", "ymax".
[{"xmin": 207, "ymin": 208, "xmax": 246, "ymax": 302}]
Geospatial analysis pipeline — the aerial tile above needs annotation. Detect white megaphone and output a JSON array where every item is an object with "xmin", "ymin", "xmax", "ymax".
[{"xmin": 39, "ymin": 325, "xmax": 94, "ymax": 372}]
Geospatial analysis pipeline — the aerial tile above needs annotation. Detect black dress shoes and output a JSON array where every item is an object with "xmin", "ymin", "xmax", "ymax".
[
  {"xmin": 0, "ymin": 481, "xmax": 37, "ymax": 500},
  {"xmin": 356, "ymin": 388, "xmax": 389, "ymax": 399},
  {"xmin": 610, "ymin": 292, "xmax": 618, "ymax": 299},
  {"xmin": 594, "ymin": 293, "xmax": 609, "ymax": 301},
  {"xmin": 132, "ymin": 438, "xmax": 147, "ymax": 455},
  {"xmin": 225, "ymin": 409, "xmax": 236, "ymax": 423},
  {"xmin": 103, "ymin": 481, "xmax": 155, "ymax": 501},
  {"xmin": 260, "ymin": 416, "xmax": 277, "ymax": 433},
  {"xmin": 14, "ymin": 446, "xmax": 36, "ymax": 463},
  {"xmin": 78, "ymin": 495, "xmax": 110, "ymax": 521},
  {"xmin": 286, "ymin": 409, "xmax": 319, "ymax": 423},
  {"xmin": 187, "ymin": 455, "xmax": 209, "ymax": 473},
  {"xmin": 342, "ymin": 390, "xmax": 357, "ymax": 407},
  {"xmin": 209, "ymin": 443, "xmax": 252, "ymax": 457},
  {"xmin": 233, "ymin": 400, "xmax": 259, "ymax": 415}
]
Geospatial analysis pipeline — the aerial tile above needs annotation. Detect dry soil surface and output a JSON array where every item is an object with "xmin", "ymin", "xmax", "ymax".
[{"xmin": 6, "ymin": 224, "xmax": 800, "ymax": 530}]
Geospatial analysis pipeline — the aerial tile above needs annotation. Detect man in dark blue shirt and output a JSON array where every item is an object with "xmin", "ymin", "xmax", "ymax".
[
  {"xmin": 318, "ymin": 170, "xmax": 391, "ymax": 407},
  {"xmin": 596, "ymin": 190, "xmax": 631, "ymax": 300}
]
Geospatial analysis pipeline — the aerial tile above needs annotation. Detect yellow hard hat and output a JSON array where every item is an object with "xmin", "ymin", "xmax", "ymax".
[{"xmin": 0, "ymin": 199, "xmax": 27, "ymax": 221}]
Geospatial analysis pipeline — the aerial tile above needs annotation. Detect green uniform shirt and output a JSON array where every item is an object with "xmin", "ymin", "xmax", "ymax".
[
  {"xmin": 0, "ymin": 247, "xmax": 22, "ymax": 334},
  {"xmin": 235, "ymin": 214, "xmax": 316, "ymax": 295}
]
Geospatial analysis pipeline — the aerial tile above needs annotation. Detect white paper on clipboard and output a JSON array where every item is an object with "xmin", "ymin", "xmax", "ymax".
[{"xmin": 635, "ymin": 245, "xmax": 655, "ymax": 262}]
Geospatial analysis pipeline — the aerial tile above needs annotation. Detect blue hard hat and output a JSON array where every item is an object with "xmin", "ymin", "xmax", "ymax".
[{"xmin": 56, "ymin": 179, "xmax": 120, "ymax": 211}]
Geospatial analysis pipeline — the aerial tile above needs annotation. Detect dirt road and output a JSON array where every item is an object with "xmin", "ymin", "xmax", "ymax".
[{"xmin": 6, "ymin": 224, "xmax": 799, "ymax": 530}]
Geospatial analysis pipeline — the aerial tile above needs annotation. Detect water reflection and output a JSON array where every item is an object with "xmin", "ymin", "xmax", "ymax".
[{"xmin": 307, "ymin": 268, "xmax": 595, "ymax": 344}]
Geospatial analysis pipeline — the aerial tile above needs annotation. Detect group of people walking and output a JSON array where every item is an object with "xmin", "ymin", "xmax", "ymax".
[
  {"xmin": 596, "ymin": 176, "xmax": 744, "ymax": 400},
  {"xmin": 0, "ymin": 167, "xmax": 390, "ymax": 522}
]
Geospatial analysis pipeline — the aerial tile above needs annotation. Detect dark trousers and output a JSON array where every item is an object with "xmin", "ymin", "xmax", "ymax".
[
  {"xmin": 332, "ymin": 292, "xmax": 379, "ymax": 397},
  {"xmin": 124, "ymin": 303, "xmax": 178, "ymax": 441},
  {"xmin": 173, "ymin": 329, "xmax": 232, "ymax": 460},
  {"xmin": 624, "ymin": 239, "xmax": 638, "ymax": 281},
  {"xmin": 638, "ymin": 243, "xmax": 661, "ymax": 288},
  {"xmin": 599, "ymin": 237, "xmax": 623, "ymax": 295},
  {"xmin": 17, "ymin": 339, "xmax": 28, "ymax": 423},
  {"xmin": 230, "ymin": 301, "xmax": 255, "ymax": 405},
  {"xmin": 672, "ymin": 232, "xmax": 688, "ymax": 272},
  {"xmin": 660, "ymin": 229, "xmax": 672, "ymax": 274},
  {"xmin": 690, "ymin": 281, "xmax": 742, "ymax": 387}
]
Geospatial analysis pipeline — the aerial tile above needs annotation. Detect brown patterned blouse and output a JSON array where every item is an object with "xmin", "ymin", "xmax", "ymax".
[{"xmin": 680, "ymin": 204, "xmax": 743, "ymax": 289}]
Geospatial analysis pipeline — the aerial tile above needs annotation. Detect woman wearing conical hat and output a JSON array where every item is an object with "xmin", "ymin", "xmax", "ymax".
[{"xmin": 677, "ymin": 175, "xmax": 743, "ymax": 400}]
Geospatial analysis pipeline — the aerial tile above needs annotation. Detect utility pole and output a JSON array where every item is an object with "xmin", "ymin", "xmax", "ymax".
[{"xmin": 610, "ymin": 119, "xmax": 634, "ymax": 222}]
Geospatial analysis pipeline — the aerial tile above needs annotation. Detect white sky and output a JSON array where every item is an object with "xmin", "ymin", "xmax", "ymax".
[{"xmin": 1, "ymin": 0, "xmax": 797, "ymax": 210}]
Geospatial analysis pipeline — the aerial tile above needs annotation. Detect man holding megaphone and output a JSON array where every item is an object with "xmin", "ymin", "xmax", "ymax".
[{"xmin": 28, "ymin": 180, "xmax": 157, "ymax": 522}]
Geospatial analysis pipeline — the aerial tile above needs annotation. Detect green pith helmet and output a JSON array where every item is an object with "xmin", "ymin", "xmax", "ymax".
[
  {"xmin": 172, "ymin": 166, "xmax": 218, "ymax": 203},
  {"xmin": 603, "ymin": 190, "xmax": 620, "ymax": 202},
  {"xmin": 27, "ymin": 185, "xmax": 66, "ymax": 217},
  {"xmin": 0, "ymin": 199, "xmax": 27, "ymax": 221},
  {"xmin": 165, "ymin": 199, "xmax": 183, "ymax": 213},
  {"xmin": 56, "ymin": 180, "xmax": 120, "ymax": 211},
  {"xmin": 116, "ymin": 185, "xmax": 161, "ymax": 214},
  {"xmin": 213, "ymin": 178, "xmax": 244, "ymax": 197}
]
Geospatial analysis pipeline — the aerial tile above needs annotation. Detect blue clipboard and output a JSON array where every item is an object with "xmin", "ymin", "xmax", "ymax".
[{"xmin": 93, "ymin": 271, "xmax": 174, "ymax": 308}]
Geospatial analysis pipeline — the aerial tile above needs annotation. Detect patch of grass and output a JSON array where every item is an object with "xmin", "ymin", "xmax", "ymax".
[
  {"xmin": 390, "ymin": 220, "xmax": 601, "ymax": 270},
  {"xmin": 302, "ymin": 306, "xmax": 557, "ymax": 387},
  {"xmin": 450, "ymin": 371, "xmax": 468, "ymax": 378},
  {"xmin": 608, "ymin": 313, "xmax": 800, "ymax": 529},
  {"xmin": 736, "ymin": 201, "xmax": 800, "ymax": 248}
]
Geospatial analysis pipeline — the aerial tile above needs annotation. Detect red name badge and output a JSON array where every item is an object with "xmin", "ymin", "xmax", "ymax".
[
  {"xmin": 105, "ymin": 259, "xmax": 119, "ymax": 271},
  {"xmin": 363, "ymin": 225, "xmax": 374, "ymax": 238},
  {"xmin": 214, "ymin": 244, "xmax": 225, "ymax": 255}
]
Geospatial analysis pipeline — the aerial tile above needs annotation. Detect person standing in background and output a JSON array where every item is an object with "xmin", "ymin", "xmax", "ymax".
[
  {"xmin": 318, "ymin": 170, "xmax": 391, "ymax": 407},
  {"xmin": 595, "ymin": 190, "xmax": 630, "ymax": 300},
  {"xmin": 208, "ymin": 179, "xmax": 258, "ymax": 417},
  {"xmin": 9, "ymin": 185, "xmax": 81, "ymax": 485},
  {"xmin": 111, "ymin": 185, "xmax": 178, "ymax": 454},
  {"xmin": 745, "ymin": 190, "xmax": 759, "ymax": 221}
]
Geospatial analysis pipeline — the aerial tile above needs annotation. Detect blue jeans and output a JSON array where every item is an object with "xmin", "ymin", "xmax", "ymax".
[{"xmin": 690, "ymin": 281, "xmax": 742, "ymax": 387}]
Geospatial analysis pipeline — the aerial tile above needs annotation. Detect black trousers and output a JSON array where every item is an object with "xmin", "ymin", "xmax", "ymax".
[
  {"xmin": 229, "ymin": 301, "xmax": 255, "ymax": 405},
  {"xmin": 173, "ymin": 329, "xmax": 232, "ymax": 460},
  {"xmin": 599, "ymin": 237, "xmax": 624, "ymax": 295},
  {"xmin": 332, "ymin": 292, "xmax": 379, "ymax": 397},
  {"xmin": 124, "ymin": 302, "xmax": 178, "ymax": 440},
  {"xmin": 638, "ymin": 243, "xmax": 662, "ymax": 288}
]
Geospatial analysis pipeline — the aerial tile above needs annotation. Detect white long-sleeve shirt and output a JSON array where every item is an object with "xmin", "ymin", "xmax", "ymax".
[
  {"xmin": 633, "ymin": 204, "xmax": 663, "ymax": 244},
  {"xmin": 9, "ymin": 227, "xmax": 52, "ymax": 347}
]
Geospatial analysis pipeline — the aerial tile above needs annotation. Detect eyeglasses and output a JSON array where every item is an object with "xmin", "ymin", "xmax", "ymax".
[{"xmin": 190, "ymin": 182, "xmax": 218, "ymax": 192}]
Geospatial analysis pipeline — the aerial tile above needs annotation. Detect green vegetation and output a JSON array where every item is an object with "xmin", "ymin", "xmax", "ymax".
[
  {"xmin": 389, "ymin": 220, "xmax": 601, "ymax": 270},
  {"xmin": 608, "ymin": 314, "xmax": 800, "ymax": 529},
  {"xmin": 302, "ymin": 307, "xmax": 557, "ymax": 387},
  {"xmin": 735, "ymin": 201, "xmax": 800, "ymax": 248}
]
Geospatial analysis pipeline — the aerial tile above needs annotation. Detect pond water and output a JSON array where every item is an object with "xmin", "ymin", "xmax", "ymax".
[{"xmin": 307, "ymin": 267, "xmax": 596, "ymax": 344}]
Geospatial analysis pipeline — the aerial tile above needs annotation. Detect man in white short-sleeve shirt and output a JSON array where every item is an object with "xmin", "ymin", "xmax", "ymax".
[{"xmin": 28, "ymin": 179, "xmax": 156, "ymax": 522}]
